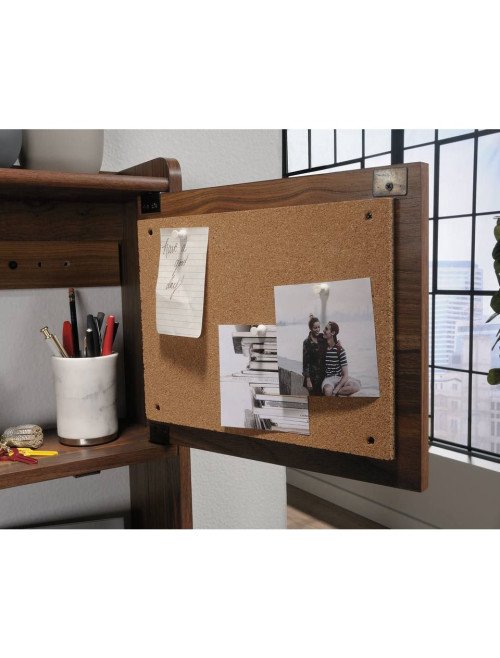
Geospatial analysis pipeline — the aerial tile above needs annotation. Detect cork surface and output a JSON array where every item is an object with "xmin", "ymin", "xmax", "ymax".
[{"xmin": 138, "ymin": 198, "xmax": 395, "ymax": 460}]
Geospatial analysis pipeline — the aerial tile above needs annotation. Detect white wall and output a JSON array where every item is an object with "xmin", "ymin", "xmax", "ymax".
[
  {"xmin": 0, "ymin": 129, "xmax": 286, "ymax": 529},
  {"xmin": 287, "ymin": 447, "xmax": 500, "ymax": 529}
]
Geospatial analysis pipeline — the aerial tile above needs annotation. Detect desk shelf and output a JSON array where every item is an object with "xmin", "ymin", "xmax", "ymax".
[
  {"xmin": 0, "ymin": 424, "xmax": 176, "ymax": 490},
  {"xmin": 0, "ymin": 163, "xmax": 170, "ymax": 201}
]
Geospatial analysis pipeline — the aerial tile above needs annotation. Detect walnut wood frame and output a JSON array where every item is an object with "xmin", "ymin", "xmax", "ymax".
[{"xmin": 143, "ymin": 163, "xmax": 429, "ymax": 492}]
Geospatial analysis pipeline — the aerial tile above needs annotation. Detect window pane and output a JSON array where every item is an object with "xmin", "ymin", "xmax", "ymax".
[
  {"xmin": 429, "ymin": 367, "xmax": 433, "ymax": 416},
  {"xmin": 429, "ymin": 294, "xmax": 433, "ymax": 364},
  {"xmin": 473, "ymin": 296, "xmax": 500, "ymax": 373},
  {"xmin": 439, "ymin": 139, "xmax": 474, "ymax": 217},
  {"xmin": 437, "ymin": 217, "xmax": 472, "ymax": 290},
  {"xmin": 336, "ymin": 129, "xmax": 362, "ymax": 162},
  {"xmin": 434, "ymin": 295, "xmax": 470, "ymax": 368},
  {"xmin": 438, "ymin": 129, "xmax": 474, "ymax": 140},
  {"xmin": 475, "ymin": 214, "xmax": 499, "ymax": 291},
  {"xmin": 476, "ymin": 132, "xmax": 500, "ymax": 214},
  {"xmin": 433, "ymin": 369, "xmax": 468, "ymax": 446},
  {"xmin": 365, "ymin": 153, "xmax": 391, "ymax": 168},
  {"xmin": 429, "ymin": 219, "xmax": 434, "ymax": 292},
  {"xmin": 287, "ymin": 129, "xmax": 308, "ymax": 172},
  {"xmin": 311, "ymin": 130, "xmax": 334, "ymax": 168},
  {"xmin": 404, "ymin": 144, "xmax": 434, "ymax": 217},
  {"xmin": 405, "ymin": 129, "xmax": 435, "ymax": 147},
  {"xmin": 291, "ymin": 162, "xmax": 361, "ymax": 177},
  {"xmin": 365, "ymin": 130, "xmax": 391, "ymax": 156},
  {"xmin": 471, "ymin": 373, "xmax": 500, "ymax": 455}
]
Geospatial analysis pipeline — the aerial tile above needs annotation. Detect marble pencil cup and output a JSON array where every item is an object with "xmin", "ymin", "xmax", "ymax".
[{"xmin": 51, "ymin": 353, "xmax": 119, "ymax": 446}]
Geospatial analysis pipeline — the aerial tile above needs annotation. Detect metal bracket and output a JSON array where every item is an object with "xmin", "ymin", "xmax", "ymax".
[
  {"xmin": 373, "ymin": 167, "xmax": 407, "ymax": 197},
  {"xmin": 141, "ymin": 191, "xmax": 161, "ymax": 214}
]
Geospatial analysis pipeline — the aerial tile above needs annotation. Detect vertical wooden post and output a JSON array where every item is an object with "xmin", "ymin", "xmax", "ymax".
[{"xmin": 122, "ymin": 158, "xmax": 192, "ymax": 528}]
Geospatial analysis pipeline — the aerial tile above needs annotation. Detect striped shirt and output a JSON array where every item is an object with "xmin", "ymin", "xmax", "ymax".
[{"xmin": 324, "ymin": 345, "xmax": 347, "ymax": 377}]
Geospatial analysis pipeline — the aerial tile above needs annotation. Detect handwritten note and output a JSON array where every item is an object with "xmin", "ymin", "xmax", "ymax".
[{"xmin": 156, "ymin": 227, "xmax": 209, "ymax": 337}]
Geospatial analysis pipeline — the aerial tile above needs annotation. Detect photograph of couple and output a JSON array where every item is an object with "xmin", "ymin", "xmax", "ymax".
[
  {"xmin": 302, "ymin": 316, "xmax": 361, "ymax": 397},
  {"xmin": 274, "ymin": 278, "xmax": 380, "ymax": 398}
]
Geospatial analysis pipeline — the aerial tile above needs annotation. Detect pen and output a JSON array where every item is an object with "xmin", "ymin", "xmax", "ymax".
[
  {"xmin": 86, "ymin": 315, "xmax": 100, "ymax": 356},
  {"xmin": 40, "ymin": 326, "xmax": 69, "ymax": 358},
  {"xmin": 85, "ymin": 327, "xmax": 95, "ymax": 357},
  {"xmin": 40, "ymin": 326, "xmax": 61, "ymax": 357},
  {"xmin": 68, "ymin": 288, "xmax": 80, "ymax": 358},
  {"xmin": 101, "ymin": 315, "xmax": 115, "ymax": 356},
  {"xmin": 92, "ymin": 316, "xmax": 101, "ymax": 356},
  {"xmin": 62, "ymin": 321, "xmax": 74, "ymax": 357}
]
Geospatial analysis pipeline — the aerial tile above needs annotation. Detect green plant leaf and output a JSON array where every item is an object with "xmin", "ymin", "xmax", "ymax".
[
  {"xmin": 491, "ymin": 291, "xmax": 500, "ymax": 313},
  {"xmin": 487, "ymin": 369, "xmax": 500, "ymax": 385},
  {"xmin": 495, "ymin": 226, "xmax": 500, "ymax": 241},
  {"xmin": 486, "ymin": 311, "xmax": 500, "ymax": 323},
  {"xmin": 493, "ymin": 242, "xmax": 500, "ymax": 260}
]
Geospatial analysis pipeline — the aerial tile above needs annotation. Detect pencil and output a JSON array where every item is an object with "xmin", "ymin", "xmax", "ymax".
[{"xmin": 68, "ymin": 288, "xmax": 80, "ymax": 357}]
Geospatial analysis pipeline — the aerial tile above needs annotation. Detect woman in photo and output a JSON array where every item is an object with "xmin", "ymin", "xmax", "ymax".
[
  {"xmin": 321, "ymin": 321, "xmax": 361, "ymax": 396},
  {"xmin": 302, "ymin": 315, "xmax": 325, "ymax": 396}
]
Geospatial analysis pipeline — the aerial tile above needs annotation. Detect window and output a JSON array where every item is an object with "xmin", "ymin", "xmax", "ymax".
[{"xmin": 283, "ymin": 129, "xmax": 500, "ymax": 463}]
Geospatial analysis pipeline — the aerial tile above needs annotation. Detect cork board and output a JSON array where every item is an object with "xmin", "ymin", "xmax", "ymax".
[{"xmin": 138, "ymin": 198, "xmax": 395, "ymax": 460}]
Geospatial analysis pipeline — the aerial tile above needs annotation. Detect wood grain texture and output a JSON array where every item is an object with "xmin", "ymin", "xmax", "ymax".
[
  {"xmin": 139, "ymin": 199, "xmax": 395, "ymax": 460},
  {"xmin": 0, "ymin": 241, "xmax": 120, "ymax": 288},
  {"xmin": 0, "ymin": 166, "xmax": 169, "ymax": 196},
  {"xmin": 0, "ymin": 199, "xmax": 125, "ymax": 242},
  {"xmin": 0, "ymin": 424, "xmax": 176, "ymax": 491},
  {"xmin": 149, "ymin": 164, "xmax": 429, "ymax": 492},
  {"xmin": 130, "ymin": 447, "xmax": 193, "ymax": 529},
  {"xmin": 120, "ymin": 157, "xmax": 182, "ymax": 193}
]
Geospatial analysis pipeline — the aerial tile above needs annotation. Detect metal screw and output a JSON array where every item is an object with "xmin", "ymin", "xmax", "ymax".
[
  {"xmin": 8, "ymin": 261, "xmax": 18, "ymax": 269},
  {"xmin": 385, "ymin": 182, "xmax": 394, "ymax": 191},
  {"xmin": 365, "ymin": 212, "xmax": 373, "ymax": 220}
]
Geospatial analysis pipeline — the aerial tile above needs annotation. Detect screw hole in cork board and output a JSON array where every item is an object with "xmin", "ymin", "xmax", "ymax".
[
  {"xmin": 367, "ymin": 437, "xmax": 375, "ymax": 444},
  {"xmin": 155, "ymin": 404, "xmax": 160, "ymax": 411},
  {"xmin": 148, "ymin": 229, "xmax": 153, "ymax": 236}
]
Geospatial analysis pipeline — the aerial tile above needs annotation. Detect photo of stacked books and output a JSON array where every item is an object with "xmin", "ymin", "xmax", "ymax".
[{"xmin": 230, "ymin": 328, "xmax": 309, "ymax": 435}]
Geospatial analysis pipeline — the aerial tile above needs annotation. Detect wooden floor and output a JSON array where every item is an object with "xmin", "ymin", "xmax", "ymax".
[
  {"xmin": 287, "ymin": 484, "xmax": 386, "ymax": 529},
  {"xmin": 287, "ymin": 505, "xmax": 336, "ymax": 529}
]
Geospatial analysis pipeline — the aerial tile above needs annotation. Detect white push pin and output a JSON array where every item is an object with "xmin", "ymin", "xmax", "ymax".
[
  {"xmin": 171, "ymin": 229, "xmax": 179, "ymax": 239},
  {"xmin": 256, "ymin": 324, "xmax": 267, "ymax": 337},
  {"xmin": 178, "ymin": 228, "xmax": 187, "ymax": 239},
  {"xmin": 313, "ymin": 282, "xmax": 330, "ymax": 295},
  {"xmin": 250, "ymin": 326, "xmax": 258, "ymax": 336}
]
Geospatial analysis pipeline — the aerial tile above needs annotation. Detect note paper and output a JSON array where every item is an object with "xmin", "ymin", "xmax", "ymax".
[{"xmin": 156, "ymin": 227, "xmax": 209, "ymax": 337}]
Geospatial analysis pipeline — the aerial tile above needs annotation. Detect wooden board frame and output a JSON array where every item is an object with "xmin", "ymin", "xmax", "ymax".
[{"xmin": 140, "ymin": 163, "xmax": 428, "ymax": 492}]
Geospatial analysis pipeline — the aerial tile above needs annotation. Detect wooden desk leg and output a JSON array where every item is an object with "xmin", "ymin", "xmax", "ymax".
[{"xmin": 129, "ymin": 447, "xmax": 193, "ymax": 529}]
